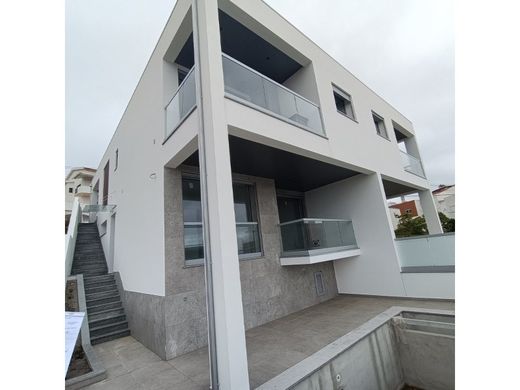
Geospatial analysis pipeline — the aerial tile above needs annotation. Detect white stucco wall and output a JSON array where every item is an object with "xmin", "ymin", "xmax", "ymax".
[
  {"xmin": 92, "ymin": 0, "xmax": 197, "ymax": 297},
  {"xmin": 305, "ymin": 173, "xmax": 406, "ymax": 297},
  {"xmin": 401, "ymin": 273, "xmax": 455, "ymax": 299}
]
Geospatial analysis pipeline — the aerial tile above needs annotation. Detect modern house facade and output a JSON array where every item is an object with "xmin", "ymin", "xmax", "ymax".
[{"xmin": 85, "ymin": 0, "xmax": 454, "ymax": 386}]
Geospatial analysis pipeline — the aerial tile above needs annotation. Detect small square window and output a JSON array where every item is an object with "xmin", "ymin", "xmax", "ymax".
[
  {"xmin": 68, "ymin": 188, "xmax": 73, "ymax": 193},
  {"xmin": 372, "ymin": 112, "xmax": 389, "ymax": 139},
  {"xmin": 332, "ymin": 86, "xmax": 355, "ymax": 120}
]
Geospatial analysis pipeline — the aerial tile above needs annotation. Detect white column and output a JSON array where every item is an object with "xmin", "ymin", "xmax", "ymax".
[
  {"xmin": 419, "ymin": 189, "xmax": 444, "ymax": 234},
  {"xmin": 192, "ymin": 0, "xmax": 250, "ymax": 389}
]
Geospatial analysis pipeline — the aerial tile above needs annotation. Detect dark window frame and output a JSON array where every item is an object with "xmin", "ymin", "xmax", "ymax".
[
  {"xmin": 332, "ymin": 84, "xmax": 356, "ymax": 121},
  {"xmin": 181, "ymin": 175, "xmax": 263, "ymax": 266},
  {"xmin": 372, "ymin": 111, "xmax": 389, "ymax": 140}
]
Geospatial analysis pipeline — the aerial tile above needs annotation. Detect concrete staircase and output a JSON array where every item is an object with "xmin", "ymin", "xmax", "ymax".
[{"xmin": 71, "ymin": 223, "xmax": 130, "ymax": 345}]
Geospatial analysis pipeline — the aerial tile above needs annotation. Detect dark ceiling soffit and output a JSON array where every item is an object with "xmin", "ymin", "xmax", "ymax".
[{"xmin": 182, "ymin": 136, "xmax": 360, "ymax": 192}]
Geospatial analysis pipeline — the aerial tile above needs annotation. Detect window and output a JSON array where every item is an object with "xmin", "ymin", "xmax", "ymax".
[
  {"xmin": 405, "ymin": 209, "xmax": 412, "ymax": 214},
  {"xmin": 181, "ymin": 177, "xmax": 262, "ymax": 264},
  {"xmin": 115, "ymin": 149, "xmax": 119, "ymax": 171},
  {"xmin": 333, "ymin": 86, "xmax": 355, "ymax": 120},
  {"xmin": 102, "ymin": 161, "xmax": 109, "ymax": 205},
  {"xmin": 68, "ymin": 187, "xmax": 73, "ymax": 193},
  {"xmin": 372, "ymin": 112, "xmax": 388, "ymax": 139}
]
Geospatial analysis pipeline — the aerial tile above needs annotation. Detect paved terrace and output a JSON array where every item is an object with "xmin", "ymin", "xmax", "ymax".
[{"xmin": 85, "ymin": 295, "xmax": 454, "ymax": 389}]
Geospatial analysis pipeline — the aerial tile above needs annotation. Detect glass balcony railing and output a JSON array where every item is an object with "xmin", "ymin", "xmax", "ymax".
[
  {"xmin": 165, "ymin": 67, "xmax": 196, "ymax": 139},
  {"xmin": 401, "ymin": 151, "xmax": 426, "ymax": 178},
  {"xmin": 222, "ymin": 54, "xmax": 325, "ymax": 136},
  {"xmin": 395, "ymin": 233, "xmax": 455, "ymax": 272},
  {"xmin": 279, "ymin": 218, "xmax": 358, "ymax": 256}
]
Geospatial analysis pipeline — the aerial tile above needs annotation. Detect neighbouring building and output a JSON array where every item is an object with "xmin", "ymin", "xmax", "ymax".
[
  {"xmin": 83, "ymin": 0, "xmax": 454, "ymax": 385},
  {"xmin": 433, "ymin": 184, "xmax": 455, "ymax": 219},
  {"xmin": 387, "ymin": 204, "xmax": 402, "ymax": 230},
  {"xmin": 389, "ymin": 199, "xmax": 423, "ymax": 218},
  {"xmin": 65, "ymin": 167, "xmax": 95, "ymax": 229}
]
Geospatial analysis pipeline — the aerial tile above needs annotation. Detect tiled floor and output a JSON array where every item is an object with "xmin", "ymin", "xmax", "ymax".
[{"xmin": 85, "ymin": 295, "xmax": 454, "ymax": 389}]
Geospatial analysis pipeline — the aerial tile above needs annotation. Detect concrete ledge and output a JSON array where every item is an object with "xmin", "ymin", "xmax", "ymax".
[
  {"xmin": 65, "ymin": 274, "xmax": 107, "ymax": 389},
  {"xmin": 256, "ymin": 306, "xmax": 455, "ymax": 390},
  {"xmin": 280, "ymin": 248, "xmax": 361, "ymax": 265},
  {"xmin": 401, "ymin": 265, "xmax": 455, "ymax": 273}
]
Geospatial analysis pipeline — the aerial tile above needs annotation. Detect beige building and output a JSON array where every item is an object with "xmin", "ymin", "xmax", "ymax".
[
  {"xmin": 433, "ymin": 185, "xmax": 455, "ymax": 219},
  {"xmin": 65, "ymin": 167, "xmax": 96, "ymax": 229}
]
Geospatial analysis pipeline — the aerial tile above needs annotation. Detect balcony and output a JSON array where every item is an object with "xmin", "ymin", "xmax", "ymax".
[
  {"xmin": 222, "ymin": 54, "xmax": 325, "ymax": 137},
  {"xmin": 165, "ymin": 66, "xmax": 196, "ymax": 140},
  {"xmin": 74, "ymin": 185, "xmax": 92, "ymax": 196},
  {"xmin": 395, "ymin": 233, "xmax": 455, "ymax": 273},
  {"xmin": 279, "ymin": 218, "xmax": 360, "ymax": 265},
  {"xmin": 401, "ymin": 150, "xmax": 426, "ymax": 178}
]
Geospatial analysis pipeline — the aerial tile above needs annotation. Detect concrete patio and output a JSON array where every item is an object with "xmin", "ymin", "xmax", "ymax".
[{"xmin": 84, "ymin": 294, "xmax": 454, "ymax": 389}]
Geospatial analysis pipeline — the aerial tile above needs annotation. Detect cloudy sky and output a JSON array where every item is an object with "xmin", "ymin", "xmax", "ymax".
[{"xmin": 66, "ymin": 0, "xmax": 454, "ymax": 187}]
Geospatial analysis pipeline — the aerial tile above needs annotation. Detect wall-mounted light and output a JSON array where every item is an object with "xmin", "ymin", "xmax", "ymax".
[{"xmin": 150, "ymin": 173, "xmax": 157, "ymax": 180}]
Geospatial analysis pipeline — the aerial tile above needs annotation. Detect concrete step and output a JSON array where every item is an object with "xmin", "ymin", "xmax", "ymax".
[
  {"xmin": 86, "ymin": 294, "xmax": 120, "ymax": 306},
  {"xmin": 90, "ymin": 328, "xmax": 130, "ymax": 345},
  {"xmin": 89, "ymin": 313, "xmax": 127, "ymax": 329},
  {"xmin": 87, "ymin": 300, "xmax": 123, "ymax": 314},
  {"xmin": 85, "ymin": 284, "xmax": 118, "ymax": 294},
  {"xmin": 86, "ymin": 290, "xmax": 119, "ymax": 301},
  {"xmin": 74, "ymin": 271, "xmax": 107, "ymax": 277},
  {"xmin": 88, "ymin": 307, "xmax": 125, "ymax": 322},
  {"xmin": 84, "ymin": 274, "xmax": 115, "ymax": 283},
  {"xmin": 90, "ymin": 320, "xmax": 129, "ymax": 337}
]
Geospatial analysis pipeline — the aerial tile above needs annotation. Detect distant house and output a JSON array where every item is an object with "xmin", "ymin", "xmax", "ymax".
[
  {"xmin": 433, "ymin": 185, "xmax": 455, "ymax": 219},
  {"xmin": 65, "ymin": 167, "xmax": 96, "ymax": 229},
  {"xmin": 389, "ymin": 199, "xmax": 423, "ymax": 219}
]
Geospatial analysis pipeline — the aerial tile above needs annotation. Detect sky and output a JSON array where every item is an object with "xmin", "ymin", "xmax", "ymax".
[{"xmin": 66, "ymin": 0, "xmax": 454, "ymax": 187}]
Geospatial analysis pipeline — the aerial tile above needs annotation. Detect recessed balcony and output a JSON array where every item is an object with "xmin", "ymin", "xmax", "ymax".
[
  {"xmin": 222, "ymin": 54, "xmax": 325, "ymax": 137},
  {"xmin": 279, "ymin": 218, "xmax": 360, "ymax": 265}
]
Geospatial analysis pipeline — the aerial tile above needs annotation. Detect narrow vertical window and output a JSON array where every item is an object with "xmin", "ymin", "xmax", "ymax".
[
  {"xmin": 332, "ymin": 85, "xmax": 355, "ymax": 120},
  {"xmin": 372, "ymin": 112, "xmax": 389, "ymax": 139},
  {"xmin": 115, "ymin": 149, "xmax": 119, "ymax": 171}
]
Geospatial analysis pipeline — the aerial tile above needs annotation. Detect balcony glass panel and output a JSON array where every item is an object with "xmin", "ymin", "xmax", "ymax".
[
  {"xmin": 165, "ymin": 67, "xmax": 196, "ymax": 139},
  {"xmin": 401, "ymin": 151, "xmax": 426, "ymax": 178},
  {"xmin": 395, "ymin": 233, "xmax": 455, "ymax": 270},
  {"xmin": 222, "ymin": 54, "xmax": 324, "ymax": 136},
  {"xmin": 280, "ymin": 218, "xmax": 358, "ymax": 255}
]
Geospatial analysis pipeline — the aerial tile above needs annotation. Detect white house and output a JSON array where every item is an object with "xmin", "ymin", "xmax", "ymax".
[
  {"xmin": 65, "ymin": 167, "xmax": 95, "ymax": 227},
  {"xmin": 433, "ymin": 184, "xmax": 455, "ymax": 219},
  {"xmin": 83, "ymin": 0, "xmax": 454, "ymax": 387}
]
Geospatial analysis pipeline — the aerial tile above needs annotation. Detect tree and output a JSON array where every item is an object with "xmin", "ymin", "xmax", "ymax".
[
  {"xmin": 394, "ymin": 213, "xmax": 428, "ymax": 238},
  {"xmin": 438, "ymin": 212, "xmax": 455, "ymax": 233}
]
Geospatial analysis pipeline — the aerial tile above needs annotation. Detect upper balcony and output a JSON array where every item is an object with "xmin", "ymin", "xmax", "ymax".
[
  {"xmin": 74, "ymin": 185, "xmax": 92, "ymax": 196},
  {"xmin": 222, "ymin": 54, "xmax": 324, "ymax": 137}
]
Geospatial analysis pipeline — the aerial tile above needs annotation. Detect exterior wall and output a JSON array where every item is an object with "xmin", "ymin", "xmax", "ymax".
[
  {"xmin": 305, "ymin": 173, "xmax": 406, "ymax": 297},
  {"xmin": 401, "ymin": 273, "xmax": 455, "ymax": 299},
  {"xmin": 222, "ymin": 0, "xmax": 430, "ymax": 192},
  {"xmin": 160, "ymin": 166, "xmax": 337, "ymax": 359},
  {"xmin": 91, "ymin": 0, "xmax": 198, "ymax": 297}
]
